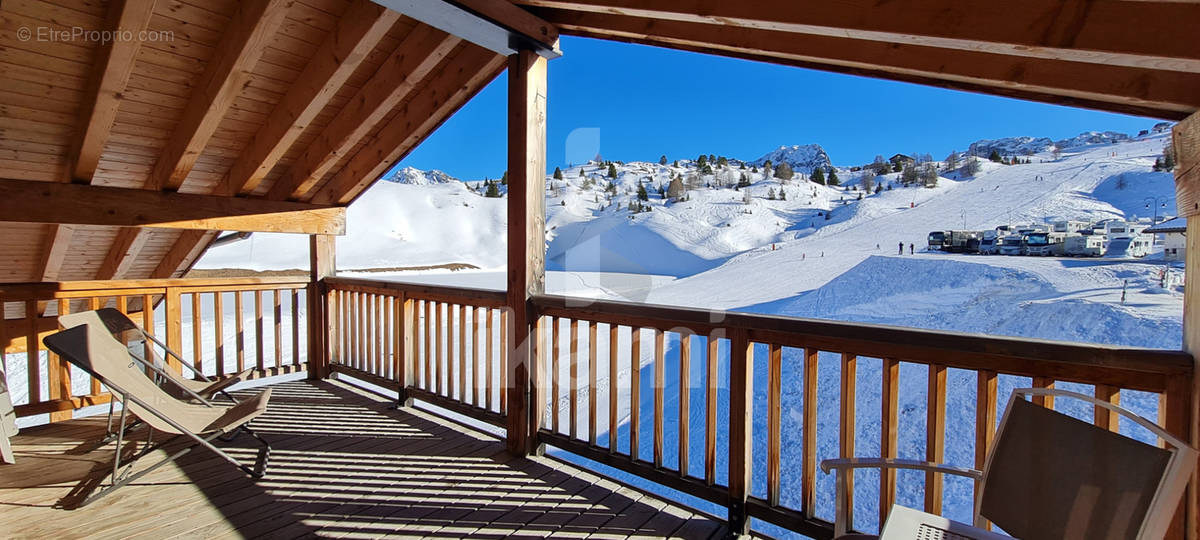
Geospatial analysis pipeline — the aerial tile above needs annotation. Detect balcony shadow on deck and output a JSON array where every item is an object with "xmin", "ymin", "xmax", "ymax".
[{"xmin": 0, "ymin": 379, "xmax": 728, "ymax": 539}]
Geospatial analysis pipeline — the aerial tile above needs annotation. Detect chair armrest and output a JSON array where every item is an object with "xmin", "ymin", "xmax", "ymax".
[{"xmin": 820, "ymin": 457, "xmax": 982, "ymax": 480}]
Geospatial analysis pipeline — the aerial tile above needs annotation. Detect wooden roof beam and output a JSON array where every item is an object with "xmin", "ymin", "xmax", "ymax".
[
  {"xmin": 0, "ymin": 178, "xmax": 346, "ymax": 234},
  {"xmin": 373, "ymin": 0, "xmax": 559, "ymax": 58},
  {"xmin": 310, "ymin": 45, "xmax": 507, "ymax": 205},
  {"xmin": 95, "ymin": 227, "xmax": 150, "ymax": 280},
  {"xmin": 266, "ymin": 25, "xmax": 462, "ymax": 201},
  {"xmin": 513, "ymin": 0, "xmax": 1200, "ymax": 72},
  {"xmin": 68, "ymin": 0, "xmax": 157, "ymax": 184},
  {"xmin": 541, "ymin": 10, "xmax": 1200, "ymax": 120},
  {"xmin": 221, "ymin": 0, "xmax": 402, "ymax": 197},
  {"xmin": 36, "ymin": 225, "xmax": 75, "ymax": 281},
  {"xmin": 147, "ymin": 0, "xmax": 291, "ymax": 192}
]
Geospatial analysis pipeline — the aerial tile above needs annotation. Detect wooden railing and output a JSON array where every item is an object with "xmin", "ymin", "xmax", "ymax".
[
  {"xmin": 317, "ymin": 277, "xmax": 1193, "ymax": 538},
  {"xmin": 1, "ymin": 276, "xmax": 310, "ymax": 421},
  {"xmin": 323, "ymin": 277, "xmax": 510, "ymax": 426}
]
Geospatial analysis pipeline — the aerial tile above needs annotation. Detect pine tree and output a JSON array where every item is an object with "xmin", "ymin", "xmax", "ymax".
[
  {"xmin": 667, "ymin": 177, "xmax": 685, "ymax": 200},
  {"xmin": 485, "ymin": 180, "xmax": 500, "ymax": 198},
  {"xmin": 659, "ymin": 155, "xmax": 668, "ymax": 165},
  {"xmin": 774, "ymin": 162, "xmax": 794, "ymax": 181},
  {"xmin": 553, "ymin": 167, "xmax": 563, "ymax": 180},
  {"xmin": 1163, "ymin": 143, "xmax": 1176, "ymax": 171},
  {"xmin": 811, "ymin": 167, "xmax": 826, "ymax": 185},
  {"xmin": 988, "ymin": 150, "xmax": 1002, "ymax": 163},
  {"xmin": 737, "ymin": 172, "xmax": 751, "ymax": 188},
  {"xmin": 702, "ymin": 164, "xmax": 713, "ymax": 175},
  {"xmin": 828, "ymin": 168, "xmax": 839, "ymax": 186},
  {"xmin": 636, "ymin": 182, "xmax": 649, "ymax": 201},
  {"xmin": 779, "ymin": 189, "xmax": 786, "ymax": 200},
  {"xmin": 501, "ymin": 171, "xmax": 508, "ymax": 185},
  {"xmin": 717, "ymin": 156, "xmax": 728, "ymax": 167},
  {"xmin": 673, "ymin": 160, "xmax": 679, "ymax": 168},
  {"xmin": 608, "ymin": 163, "xmax": 618, "ymax": 179},
  {"xmin": 861, "ymin": 173, "xmax": 875, "ymax": 193},
  {"xmin": 697, "ymin": 154, "xmax": 707, "ymax": 167},
  {"xmin": 767, "ymin": 187, "xmax": 776, "ymax": 200},
  {"xmin": 875, "ymin": 184, "xmax": 883, "ymax": 194},
  {"xmin": 961, "ymin": 157, "xmax": 981, "ymax": 177}
]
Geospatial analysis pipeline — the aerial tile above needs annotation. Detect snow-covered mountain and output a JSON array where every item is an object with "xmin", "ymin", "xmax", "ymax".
[
  {"xmin": 1054, "ymin": 130, "xmax": 1132, "ymax": 149},
  {"xmin": 383, "ymin": 166, "xmax": 458, "ymax": 185},
  {"xmin": 750, "ymin": 143, "xmax": 832, "ymax": 172},
  {"xmin": 967, "ymin": 136, "xmax": 1054, "ymax": 157}
]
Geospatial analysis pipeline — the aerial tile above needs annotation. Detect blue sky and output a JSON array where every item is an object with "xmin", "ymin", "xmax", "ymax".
[{"xmin": 397, "ymin": 36, "xmax": 1167, "ymax": 180}]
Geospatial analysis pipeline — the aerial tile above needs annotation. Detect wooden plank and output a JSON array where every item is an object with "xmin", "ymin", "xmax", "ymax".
[
  {"xmin": 214, "ymin": 291, "xmax": 224, "ymax": 374},
  {"xmin": 925, "ymin": 363, "xmax": 947, "ymax": 514},
  {"xmin": 802, "ymin": 348, "xmax": 818, "ymax": 517},
  {"xmin": 704, "ymin": 332, "xmax": 718, "ymax": 485},
  {"xmin": 458, "ymin": 304, "xmax": 467, "ymax": 400},
  {"xmin": 839, "ymin": 353, "xmax": 857, "ymax": 528},
  {"xmin": 727, "ymin": 329, "xmax": 753, "ymax": 535},
  {"xmin": 1094, "ymin": 384, "xmax": 1120, "ymax": 432},
  {"xmin": 1032, "ymin": 376, "xmax": 1055, "ymax": 409},
  {"xmin": 0, "ymin": 178, "xmax": 347, "ymax": 234},
  {"xmin": 974, "ymin": 369, "xmax": 998, "ymax": 525},
  {"xmin": 880, "ymin": 358, "xmax": 900, "ymax": 523},
  {"xmin": 95, "ymin": 227, "xmax": 149, "ymax": 280},
  {"xmin": 609, "ymin": 323, "xmax": 618, "ymax": 453},
  {"xmin": 400, "ymin": 296, "xmax": 411, "ymax": 390},
  {"xmin": 630, "ymin": 326, "xmax": 641, "ymax": 460},
  {"xmin": 267, "ymin": 25, "xmax": 462, "ymax": 200},
  {"xmin": 192, "ymin": 292, "xmax": 203, "ymax": 373},
  {"xmin": 534, "ymin": 7, "xmax": 1200, "ymax": 120},
  {"xmin": 275, "ymin": 289, "xmax": 284, "ymax": 369},
  {"xmin": 436, "ymin": 302, "xmax": 444, "ymax": 395},
  {"xmin": 48, "ymin": 299, "xmax": 72, "ymax": 422},
  {"xmin": 500, "ymin": 310, "xmax": 507, "ymax": 414},
  {"xmin": 565, "ymin": 317, "xmax": 574, "ymax": 437},
  {"xmin": 472, "ymin": 306, "xmax": 481, "ymax": 404},
  {"xmin": 424, "ymin": 300, "xmax": 432, "ymax": 389},
  {"xmin": 235, "ymin": 289, "xmax": 245, "ymax": 372},
  {"xmin": 222, "ymin": 0, "xmax": 400, "ymax": 196},
  {"xmin": 1174, "ymin": 115, "xmax": 1200, "ymax": 217},
  {"xmin": 453, "ymin": 0, "xmax": 560, "ymax": 51},
  {"xmin": 653, "ymin": 328, "xmax": 665, "ymax": 468},
  {"xmin": 148, "ymin": 0, "xmax": 290, "ymax": 191},
  {"xmin": 1159, "ymin": 374, "xmax": 1193, "ymax": 540},
  {"xmin": 25, "ymin": 300, "xmax": 41, "ymax": 405},
  {"xmin": 678, "ymin": 331, "xmax": 690, "ymax": 477},
  {"xmin": 165, "ymin": 287, "xmax": 182, "ymax": 373},
  {"xmin": 766, "ymin": 342, "xmax": 781, "ymax": 504},
  {"xmin": 503, "ymin": 48, "xmax": 547, "ymax": 456},
  {"xmin": 291, "ymin": 289, "xmax": 300, "ymax": 366},
  {"xmin": 68, "ymin": 0, "xmax": 157, "ymax": 182},
  {"xmin": 486, "ymin": 307, "xmax": 494, "ymax": 410},
  {"xmin": 588, "ymin": 320, "xmax": 598, "ymax": 446},
  {"xmin": 311, "ymin": 46, "xmax": 508, "ymax": 205}
]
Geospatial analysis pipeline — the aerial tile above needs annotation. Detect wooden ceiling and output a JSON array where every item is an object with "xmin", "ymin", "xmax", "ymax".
[
  {"xmin": 2, "ymin": 0, "xmax": 1197, "ymax": 285},
  {"xmin": 0, "ymin": 0, "xmax": 524, "ymax": 283}
]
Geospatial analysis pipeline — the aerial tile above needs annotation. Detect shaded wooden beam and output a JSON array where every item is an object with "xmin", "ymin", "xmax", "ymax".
[
  {"xmin": 220, "ymin": 0, "xmax": 401, "ymax": 196},
  {"xmin": 505, "ymin": 47, "xmax": 547, "ymax": 456},
  {"xmin": 514, "ymin": 0, "xmax": 1200, "ymax": 72},
  {"xmin": 153, "ymin": 230, "xmax": 217, "ymax": 278},
  {"xmin": 374, "ymin": 0, "xmax": 559, "ymax": 57},
  {"xmin": 266, "ymin": 25, "xmax": 463, "ymax": 201},
  {"xmin": 37, "ymin": 225, "xmax": 75, "ymax": 282},
  {"xmin": 0, "ymin": 178, "xmax": 346, "ymax": 234},
  {"xmin": 148, "ymin": 0, "xmax": 290, "ymax": 191},
  {"xmin": 309, "ymin": 45, "xmax": 507, "ymax": 205},
  {"xmin": 537, "ymin": 8, "xmax": 1200, "ymax": 120},
  {"xmin": 95, "ymin": 226, "xmax": 150, "ymax": 280},
  {"xmin": 67, "ymin": 0, "xmax": 158, "ymax": 183}
]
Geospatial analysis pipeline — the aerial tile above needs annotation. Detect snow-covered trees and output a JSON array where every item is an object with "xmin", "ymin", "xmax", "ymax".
[
  {"xmin": 828, "ymin": 168, "xmax": 840, "ymax": 186},
  {"xmin": 944, "ymin": 150, "xmax": 960, "ymax": 171},
  {"xmin": 484, "ymin": 180, "xmax": 500, "ymax": 197},
  {"xmin": 636, "ymin": 182, "xmax": 649, "ymax": 201},
  {"xmin": 988, "ymin": 150, "xmax": 1003, "ymax": 163},
  {"xmin": 920, "ymin": 163, "xmax": 938, "ymax": 187},
  {"xmin": 861, "ymin": 173, "xmax": 875, "ymax": 193},
  {"xmin": 608, "ymin": 163, "xmax": 618, "ymax": 179},
  {"xmin": 659, "ymin": 155, "xmax": 668, "ymax": 165},
  {"xmin": 553, "ymin": 167, "xmax": 563, "ymax": 180},
  {"xmin": 811, "ymin": 167, "xmax": 826, "ymax": 185},
  {"xmin": 960, "ymin": 157, "xmax": 981, "ymax": 177},
  {"xmin": 667, "ymin": 177, "xmax": 685, "ymax": 200}
]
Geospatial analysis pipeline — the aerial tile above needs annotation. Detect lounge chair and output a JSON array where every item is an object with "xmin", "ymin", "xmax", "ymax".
[
  {"xmin": 43, "ymin": 312, "xmax": 271, "ymax": 507},
  {"xmin": 821, "ymin": 387, "xmax": 1197, "ymax": 540},
  {"xmin": 0, "ymin": 361, "xmax": 16, "ymax": 464}
]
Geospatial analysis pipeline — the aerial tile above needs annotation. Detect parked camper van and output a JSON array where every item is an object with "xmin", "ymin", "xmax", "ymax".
[
  {"xmin": 1052, "ymin": 220, "xmax": 1090, "ymax": 234},
  {"xmin": 1064, "ymin": 235, "xmax": 1105, "ymax": 256},
  {"xmin": 927, "ymin": 231, "xmax": 950, "ymax": 251},
  {"xmin": 948, "ymin": 230, "xmax": 981, "ymax": 253},
  {"xmin": 979, "ymin": 234, "xmax": 1002, "ymax": 255},
  {"xmin": 1025, "ymin": 232, "xmax": 1067, "ymax": 256},
  {"xmin": 998, "ymin": 235, "xmax": 1025, "ymax": 255}
]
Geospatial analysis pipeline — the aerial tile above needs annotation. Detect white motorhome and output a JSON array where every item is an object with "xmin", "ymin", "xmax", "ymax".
[
  {"xmin": 1064, "ymin": 234, "xmax": 1105, "ymax": 256},
  {"xmin": 1051, "ymin": 220, "xmax": 1091, "ymax": 234},
  {"xmin": 1025, "ymin": 231, "xmax": 1067, "ymax": 256}
]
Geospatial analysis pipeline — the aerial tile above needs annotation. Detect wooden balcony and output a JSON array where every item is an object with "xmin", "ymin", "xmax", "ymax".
[
  {"xmin": 2, "ymin": 276, "xmax": 1193, "ymax": 538},
  {"xmin": 1, "ymin": 378, "xmax": 731, "ymax": 539}
]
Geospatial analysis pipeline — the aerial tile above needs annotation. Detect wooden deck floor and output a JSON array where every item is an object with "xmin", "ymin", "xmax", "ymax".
[{"xmin": 0, "ymin": 380, "xmax": 731, "ymax": 539}]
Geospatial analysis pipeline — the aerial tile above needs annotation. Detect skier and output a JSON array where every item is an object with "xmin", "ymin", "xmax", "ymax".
[
  {"xmin": 898, "ymin": 242, "xmax": 904, "ymax": 255},
  {"xmin": 909, "ymin": 243, "xmax": 914, "ymax": 254}
]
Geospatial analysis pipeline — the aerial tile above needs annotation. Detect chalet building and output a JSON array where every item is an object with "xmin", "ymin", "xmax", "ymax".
[
  {"xmin": 1, "ymin": 1, "xmax": 1199, "ymax": 539},
  {"xmin": 889, "ymin": 153, "xmax": 916, "ymax": 167}
]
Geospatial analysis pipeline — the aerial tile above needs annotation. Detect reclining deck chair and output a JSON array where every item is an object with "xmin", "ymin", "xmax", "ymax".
[
  {"xmin": 822, "ymin": 387, "xmax": 1197, "ymax": 540},
  {"xmin": 43, "ymin": 312, "xmax": 271, "ymax": 507}
]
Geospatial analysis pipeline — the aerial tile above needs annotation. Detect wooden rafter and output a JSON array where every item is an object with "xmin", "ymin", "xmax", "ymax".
[
  {"xmin": 374, "ymin": 0, "xmax": 558, "ymax": 57},
  {"xmin": 310, "ymin": 45, "xmax": 507, "ymax": 205},
  {"xmin": 95, "ymin": 227, "xmax": 149, "ymax": 281},
  {"xmin": 539, "ymin": 9, "xmax": 1200, "ymax": 119},
  {"xmin": 513, "ymin": 0, "xmax": 1200, "ymax": 72},
  {"xmin": 147, "ymin": 0, "xmax": 291, "ymax": 192},
  {"xmin": 0, "ymin": 178, "xmax": 345, "ymax": 234},
  {"xmin": 36, "ymin": 225, "xmax": 75, "ymax": 282},
  {"xmin": 265, "ymin": 24, "xmax": 463, "ymax": 201},
  {"xmin": 219, "ymin": 0, "xmax": 401, "ymax": 197},
  {"xmin": 67, "ymin": 0, "xmax": 157, "ymax": 184}
]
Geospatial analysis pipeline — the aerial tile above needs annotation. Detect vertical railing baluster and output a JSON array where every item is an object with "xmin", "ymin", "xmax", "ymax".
[
  {"xmin": 609, "ymin": 323, "xmax": 619, "ymax": 453},
  {"xmin": 975, "ymin": 369, "xmax": 998, "ymax": 528},
  {"xmin": 235, "ymin": 290, "xmax": 245, "ymax": 373},
  {"xmin": 254, "ymin": 290, "xmax": 264, "ymax": 371},
  {"xmin": 589, "ymin": 321, "xmax": 598, "ymax": 446},
  {"xmin": 839, "ymin": 353, "xmax": 858, "ymax": 528},
  {"xmin": 292, "ymin": 289, "xmax": 300, "ymax": 366},
  {"xmin": 881, "ymin": 358, "xmax": 900, "ymax": 523},
  {"xmin": 926, "ymin": 363, "xmax": 947, "ymax": 514},
  {"xmin": 486, "ymin": 307, "xmax": 494, "ymax": 411},
  {"xmin": 1094, "ymin": 384, "xmax": 1119, "ymax": 432},
  {"xmin": 274, "ymin": 289, "xmax": 283, "ymax": 369},
  {"xmin": 679, "ymin": 331, "xmax": 692, "ymax": 477},
  {"xmin": 802, "ymin": 348, "xmax": 819, "ymax": 517},
  {"xmin": 630, "ymin": 327, "xmax": 641, "ymax": 461},
  {"xmin": 705, "ymin": 333, "xmax": 718, "ymax": 485},
  {"xmin": 767, "ymin": 343, "xmax": 782, "ymax": 505},
  {"xmin": 654, "ymin": 328, "xmax": 665, "ymax": 468},
  {"xmin": 567, "ymin": 318, "xmax": 577, "ymax": 438},
  {"xmin": 727, "ymin": 329, "xmax": 753, "ymax": 535},
  {"xmin": 214, "ymin": 292, "xmax": 224, "ymax": 375}
]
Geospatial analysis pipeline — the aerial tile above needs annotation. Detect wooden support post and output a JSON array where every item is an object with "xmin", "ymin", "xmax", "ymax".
[
  {"xmin": 307, "ymin": 235, "xmax": 335, "ymax": 379},
  {"xmin": 1173, "ymin": 113, "xmax": 1200, "ymax": 540},
  {"xmin": 164, "ymin": 287, "xmax": 183, "ymax": 374},
  {"xmin": 505, "ymin": 48, "xmax": 547, "ymax": 456},
  {"xmin": 727, "ymin": 329, "xmax": 753, "ymax": 535}
]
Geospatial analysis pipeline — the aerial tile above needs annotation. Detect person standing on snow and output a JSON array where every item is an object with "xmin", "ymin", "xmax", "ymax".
[
  {"xmin": 898, "ymin": 242, "xmax": 904, "ymax": 255},
  {"xmin": 909, "ymin": 243, "xmax": 914, "ymax": 254}
]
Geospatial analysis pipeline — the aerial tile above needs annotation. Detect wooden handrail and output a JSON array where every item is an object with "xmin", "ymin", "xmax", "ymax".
[
  {"xmin": 324, "ymin": 276, "xmax": 508, "ymax": 307},
  {"xmin": 533, "ymin": 293, "xmax": 1190, "ymax": 392},
  {"xmin": 0, "ymin": 276, "xmax": 309, "ymax": 301}
]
